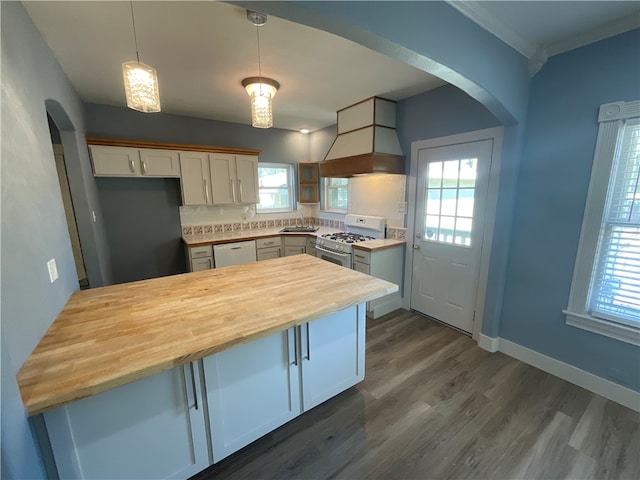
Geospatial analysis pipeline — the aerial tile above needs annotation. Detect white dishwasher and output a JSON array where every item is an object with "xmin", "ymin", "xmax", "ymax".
[{"xmin": 213, "ymin": 240, "xmax": 257, "ymax": 268}]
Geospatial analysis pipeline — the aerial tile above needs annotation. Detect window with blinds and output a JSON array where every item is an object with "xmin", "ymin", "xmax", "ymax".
[
  {"xmin": 564, "ymin": 100, "xmax": 640, "ymax": 345},
  {"xmin": 589, "ymin": 119, "xmax": 640, "ymax": 325}
]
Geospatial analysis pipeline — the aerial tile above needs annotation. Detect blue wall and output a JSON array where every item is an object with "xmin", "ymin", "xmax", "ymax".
[
  {"xmin": 397, "ymin": 84, "xmax": 501, "ymax": 153},
  {"xmin": 500, "ymin": 28, "xmax": 640, "ymax": 391},
  {"xmin": 84, "ymin": 103, "xmax": 311, "ymax": 165},
  {"xmin": 0, "ymin": 2, "xmax": 111, "ymax": 478}
]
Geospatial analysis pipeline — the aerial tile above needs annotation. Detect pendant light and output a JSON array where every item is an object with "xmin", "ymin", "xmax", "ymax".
[
  {"xmin": 122, "ymin": 1, "xmax": 161, "ymax": 113},
  {"xmin": 242, "ymin": 10, "xmax": 279, "ymax": 128}
]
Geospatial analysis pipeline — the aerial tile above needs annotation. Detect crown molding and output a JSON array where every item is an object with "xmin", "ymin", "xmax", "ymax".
[
  {"xmin": 447, "ymin": 0, "xmax": 537, "ymax": 58},
  {"xmin": 547, "ymin": 13, "xmax": 640, "ymax": 57}
]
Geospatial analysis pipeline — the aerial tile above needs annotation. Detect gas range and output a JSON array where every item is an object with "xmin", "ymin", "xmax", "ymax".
[{"xmin": 315, "ymin": 215, "xmax": 385, "ymax": 267}]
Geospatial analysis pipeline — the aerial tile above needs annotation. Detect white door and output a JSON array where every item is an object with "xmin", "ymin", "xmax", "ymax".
[{"xmin": 411, "ymin": 140, "xmax": 492, "ymax": 333}]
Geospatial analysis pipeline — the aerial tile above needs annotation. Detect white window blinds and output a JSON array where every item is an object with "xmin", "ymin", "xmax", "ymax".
[{"xmin": 589, "ymin": 118, "xmax": 640, "ymax": 325}]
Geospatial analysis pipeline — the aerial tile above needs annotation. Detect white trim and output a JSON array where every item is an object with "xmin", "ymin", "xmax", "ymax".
[
  {"xmin": 564, "ymin": 100, "xmax": 640, "ymax": 344},
  {"xmin": 478, "ymin": 334, "xmax": 499, "ymax": 353},
  {"xmin": 447, "ymin": 1, "xmax": 640, "ymax": 61},
  {"xmin": 547, "ymin": 14, "xmax": 640, "ymax": 57},
  {"xmin": 446, "ymin": 1, "xmax": 536, "ymax": 58},
  {"xmin": 497, "ymin": 338, "xmax": 640, "ymax": 413},
  {"xmin": 564, "ymin": 311, "xmax": 640, "ymax": 346},
  {"xmin": 405, "ymin": 126, "xmax": 504, "ymax": 343},
  {"xmin": 598, "ymin": 100, "xmax": 640, "ymax": 122}
]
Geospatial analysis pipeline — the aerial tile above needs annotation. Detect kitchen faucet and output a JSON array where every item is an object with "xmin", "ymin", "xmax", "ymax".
[{"xmin": 298, "ymin": 213, "xmax": 305, "ymax": 227}]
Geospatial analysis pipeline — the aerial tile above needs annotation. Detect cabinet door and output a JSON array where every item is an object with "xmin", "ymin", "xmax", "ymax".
[
  {"xmin": 300, "ymin": 304, "xmax": 365, "ymax": 411},
  {"xmin": 257, "ymin": 247, "xmax": 281, "ymax": 261},
  {"xmin": 191, "ymin": 256, "xmax": 213, "ymax": 272},
  {"xmin": 235, "ymin": 155, "xmax": 259, "ymax": 204},
  {"xmin": 44, "ymin": 365, "xmax": 209, "ymax": 479},
  {"xmin": 202, "ymin": 329, "xmax": 301, "ymax": 462},
  {"xmin": 180, "ymin": 152, "xmax": 211, "ymax": 205},
  {"xmin": 139, "ymin": 149, "xmax": 181, "ymax": 177},
  {"xmin": 90, "ymin": 146, "xmax": 140, "ymax": 177},
  {"xmin": 209, "ymin": 154, "xmax": 236, "ymax": 204},
  {"xmin": 284, "ymin": 246, "xmax": 306, "ymax": 256}
]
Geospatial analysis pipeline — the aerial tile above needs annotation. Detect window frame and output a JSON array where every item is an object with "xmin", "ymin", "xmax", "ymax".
[
  {"xmin": 563, "ymin": 100, "xmax": 640, "ymax": 346},
  {"xmin": 321, "ymin": 177, "xmax": 348, "ymax": 213},
  {"xmin": 256, "ymin": 162, "xmax": 295, "ymax": 213}
]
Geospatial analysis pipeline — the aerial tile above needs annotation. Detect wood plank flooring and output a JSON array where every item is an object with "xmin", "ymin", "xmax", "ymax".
[{"xmin": 191, "ymin": 309, "xmax": 640, "ymax": 480}]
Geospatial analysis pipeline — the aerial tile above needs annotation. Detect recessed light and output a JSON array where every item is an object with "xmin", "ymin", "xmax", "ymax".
[{"xmin": 300, "ymin": 129, "xmax": 310, "ymax": 134}]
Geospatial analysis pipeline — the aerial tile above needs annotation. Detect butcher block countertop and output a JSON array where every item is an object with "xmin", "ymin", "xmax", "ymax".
[
  {"xmin": 17, "ymin": 255, "xmax": 398, "ymax": 416},
  {"xmin": 352, "ymin": 239, "xmax": 406, "ymax": 252}
]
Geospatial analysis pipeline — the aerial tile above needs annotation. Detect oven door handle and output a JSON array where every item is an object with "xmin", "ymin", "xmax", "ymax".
[{"xmin": 315, "ymin": 245, "xmax": 351, "ymax": 257}]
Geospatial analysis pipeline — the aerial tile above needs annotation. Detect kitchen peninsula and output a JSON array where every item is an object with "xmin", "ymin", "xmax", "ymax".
[{"xmin": 18, "ymin": 255, "xmax": 398, "ymax": 479}]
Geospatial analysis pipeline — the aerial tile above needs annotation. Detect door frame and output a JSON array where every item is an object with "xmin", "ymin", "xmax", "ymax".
[{"xmin": 404, "ymin": 126, "xmax": 504, "ymax": 342}]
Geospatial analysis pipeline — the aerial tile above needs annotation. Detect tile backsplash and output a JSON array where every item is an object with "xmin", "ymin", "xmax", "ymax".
[{"xmin": 181, "ymin": 217, "xmax": 346, "ymax": 237}]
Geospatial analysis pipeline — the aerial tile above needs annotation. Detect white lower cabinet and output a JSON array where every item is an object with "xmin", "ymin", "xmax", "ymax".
[
  {"xmin": 300, "ymin": 305, "xmax": 365, "ymax": 411},
  {"xmin": 42, "ymin": 304, "xmax": 366, "ymax": 478},
  {"xmin": 202, "ymin": 329, "xmax": 301, "ymax": 462},
  {"xmin": 202, "ymin": 304, "xmax": 365, "ymax": 462},
  {"xmin": 44, "ymin": 364, "xmax": 209, "ymax": 480},
  {"xmin": 283, "ymin": 236, "xmax": 307, "ymax": 257},
  {"xmin": 256, "ymin": 237, "xmax": 282, "ymax": 261},
  {"xmin": 186, "ymin": 245, "xmax": 214, "ymax": 272}
]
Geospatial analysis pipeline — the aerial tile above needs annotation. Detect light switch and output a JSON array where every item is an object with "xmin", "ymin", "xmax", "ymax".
[
  {"xmin": 47, "ymin": 258, "xmax": 58, "ymax": 283},
  {"xmin": 397, "ymin": 202, "xmax": 407, "ymax": 213}
]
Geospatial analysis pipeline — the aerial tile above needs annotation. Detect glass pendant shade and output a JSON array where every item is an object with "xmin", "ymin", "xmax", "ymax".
[
  {"xmin": 122, "ymin": 61, "xmax": 161, "ymax": 113},
  {"xmin": 242, "ymin": 78, "xmax": 279, "ymax": 129}
]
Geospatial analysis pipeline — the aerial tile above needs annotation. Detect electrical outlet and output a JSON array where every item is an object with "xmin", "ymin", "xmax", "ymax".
[
  {"xmin": 47, "ymin": 258, "xmax": 58, "ymax": 283},
  {"xmin": 397, "ymin": 202, "xmax": 407, "ymax": 213}
]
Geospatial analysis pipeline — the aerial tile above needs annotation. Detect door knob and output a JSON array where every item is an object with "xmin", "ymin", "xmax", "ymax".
[
  {"xmin": 413, "ymin": 244, "xmax": 420, "ymax": 250},
  {"xmin": 416, "ymin": 233, "xmax": 422, "ymax": 239}
]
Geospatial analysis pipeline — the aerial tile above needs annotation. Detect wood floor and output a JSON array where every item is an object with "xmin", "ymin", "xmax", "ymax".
[{"xmin": 191, "ymin": 309, "xmax": 640, "ymax": 480}]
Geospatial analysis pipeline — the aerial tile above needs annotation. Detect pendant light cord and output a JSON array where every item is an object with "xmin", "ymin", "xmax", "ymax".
[
  {"xmin": 130, "ymin": 0, "xmax": 140, "ymax": 63},
  {"xmin": 256, "ymin": 25, "xmax": 263, "ymax": 95}
]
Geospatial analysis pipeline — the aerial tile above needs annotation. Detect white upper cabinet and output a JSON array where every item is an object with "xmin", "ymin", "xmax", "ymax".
[
  {"xmin": 208, "ymin": 153, "xmax": 259, "ymax": 206},
  {"xmin": 90, "ymin": 146, "xmax": 141, "ymax": 177},
  {"xmin": 180, "ymin": 152, "xmax": 212, "ymax": 205},
  {"xmin": 209, "ymin": 154, "xmax": 236, "ymax": 204},
  {"xmin": 91, "ymin": 146, "xmax": 180, "ymax": 178},
  {"xmin": 138, "ymin": 149, "xmax": 181, "ymax": 177},
  {"xmin": 234, "ymin": 155, "xmax": 259, "ymax": 204},
  {"xmin": 89, "ymin": 141, "xmax": 259, "ymax": 206}
]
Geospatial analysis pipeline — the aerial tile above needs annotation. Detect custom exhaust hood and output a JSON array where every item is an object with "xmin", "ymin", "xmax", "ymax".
[{"xmin": 320, "ymin": 97, "xmax": 405, "ymax": 178}]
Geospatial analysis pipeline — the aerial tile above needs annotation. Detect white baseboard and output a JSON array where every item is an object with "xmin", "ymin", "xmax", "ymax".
[
  {"xmin": 478, "ymin": 334, "xmax": 499, "ymax": 352},
  {"xmin": 496, "ymin": 337, "xmax": 640, "ymax": 412}
]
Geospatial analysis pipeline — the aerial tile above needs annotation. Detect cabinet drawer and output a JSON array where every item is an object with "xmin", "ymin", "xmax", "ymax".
[
  {"xmin": 257, "ymin": 247, "xmax": 281, "ymax": 261},
  {"xmin": 189, "ymin": 245, "xmax": 213, "ymax": 259},
  {"xmin": 256, "ymin": 237, "xmax": 281, "ymax": 249},
  {"xmin": 352, "ymin": 250, "xmax": 371, "ymax": 265},
  {"xmin": 353, "ymin": 261, "xmax": 370, "ymax": 275},
  {"xmin": 283, "ymin": 236, "xmax": 307, "ymax": 247}
]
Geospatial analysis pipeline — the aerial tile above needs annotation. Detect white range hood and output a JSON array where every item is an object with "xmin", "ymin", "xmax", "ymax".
[{"xmin": 320, "ymin": 97, "xmax": 406, "ymax": 178}]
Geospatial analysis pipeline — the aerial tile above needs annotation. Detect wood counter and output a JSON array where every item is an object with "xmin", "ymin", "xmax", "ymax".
[{"xmin": 17, "ymin": 255, "xmax": 397, "ymax": 416}]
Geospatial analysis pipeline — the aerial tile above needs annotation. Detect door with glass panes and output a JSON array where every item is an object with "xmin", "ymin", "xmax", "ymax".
[{"xmin": 411, "ymin": 139, "xmax": 492, "ymax": 333}]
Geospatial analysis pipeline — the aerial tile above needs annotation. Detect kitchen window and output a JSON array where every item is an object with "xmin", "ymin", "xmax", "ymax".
[
  {"xmin": 257, "ymin": 163, "xmax": 294, "ymax": 212},
  {"xmin": 564, "ymin": 100, "xmax": 640, "ymax": 345},
  {"xmin": 323, "ymin": 178, "xmax": 348, "ymax": 212}
]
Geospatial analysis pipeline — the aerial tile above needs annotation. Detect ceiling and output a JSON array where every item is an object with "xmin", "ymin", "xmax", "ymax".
[{"xmin": 23, "ymin": 1, "xmax": 640, "ymax": 132}]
